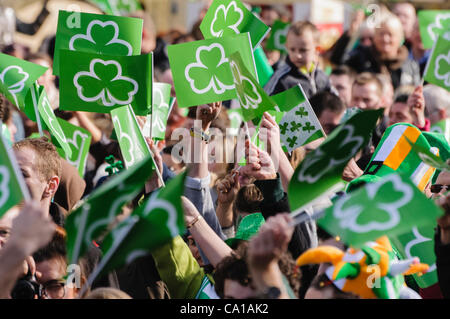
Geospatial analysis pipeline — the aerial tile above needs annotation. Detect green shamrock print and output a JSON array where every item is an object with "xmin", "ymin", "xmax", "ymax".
[{"xmin": 210, "ymin": 1, "xmax": 244, "ymax": 37}]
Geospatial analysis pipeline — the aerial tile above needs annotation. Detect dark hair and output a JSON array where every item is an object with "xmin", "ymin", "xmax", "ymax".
[
  {"xmin": 0, "ymin": 94, "xmax": 12, "ymax": 122},
  {"xmin": 394, "ymin": 93, "xmax": 409, "ymax": 104},
  {"xmin": 309, "ymin": 91, "xmax": 346, "ymax": 118},
  {"xmin": 331, "ymin": 65, "xmax": 355, "ymax": 81},
  {"xmin": 33, "ymin": 232, "xmax": 67, "ymax": 264},
  {"xmin": 309, "ymin": 271, "xmax": 359, "ymax": 299},
  {"xmin": 233, "ymin": 185, "xmax": 263, "ymax": 224},
  {"xmin": 288, "ymin": 21, "xmax": 320, "ymax": 43}
]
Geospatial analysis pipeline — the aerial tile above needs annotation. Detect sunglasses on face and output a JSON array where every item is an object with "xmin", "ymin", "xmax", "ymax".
[{"xmin": 430, "ymin": 184, "xmax": 450, "ymax": 194}]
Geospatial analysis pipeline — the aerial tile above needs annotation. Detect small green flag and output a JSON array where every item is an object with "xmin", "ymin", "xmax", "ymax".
[
  {"xmin": 53, "ymin": 10, "xmax": 143, "ymax": 76},
  {"xmin": 423, "ymin": 35, "xmax": 450, "ymax": 91},
  {"xmin": 266, "ymin": 20, "xmax": 290, "ymax": 53},
  {"xmin": 228, "ymin": 51, "xmax": 278, "ymax": 121},
  {"xmin": 431, "ymin": 118, "xmax": 450, "ymax": 143},
  {"xmin": 288, "ymin": 109, "xmax": 383, "ymax": 212},
  {"xmin": 318, "ymin": 173, "xmax": 443, "ymax": 248},
  {"xmin": 65, "ymin": 154, "xmax": 155, "ymax": 265},
  {"xmin": 92, "ymin": 171, "xmax": 187, "ymax": 279},
  {"xmin": 36, "ymin": 86, "xmax": 72, "ymax": 158},
  {"xmin": 53, "ymin": 118, "xmax": 92, "ymax": 178},
  {"xmin": 150, "ymin": 83, "xmax": 173, "ymax": 141},
  {"xmin": 406, "ymin": 136, "xmax": 450, "ymax": 172},
  {"xmin": 253, "ymin": 46, "xmax": 274, "ymax": 87},
  {"xmin": 168, "ymin": 33, "xmax": 255, "ymax": 108},
  {"xmin": 87, "ymin": 0, "xmax": 142, "ymax": 16},
  {"xmin": 0, "ymin": 53, "xmax": 48, "ymax": 110},
  {"xmin": 59, "ymin": 50, "xmax": 153, "ymax": 115},
  {"xmin": 227, "ymin": 108, "xmax": 244, "ymax": 136},
  {"xmin": 418, "ymin": 10, "xmax": 450, "ymax": 49},
  {"xmin": 272, "ymin": 84, "xmax": 325, "ymax": 152},
  {"xmin": 200, "ymin": 0, "xmax": 270, "ymax": 48},
  {"xmin": 0, "ymin": 128, "xmax": 30, "ymax": 218}
]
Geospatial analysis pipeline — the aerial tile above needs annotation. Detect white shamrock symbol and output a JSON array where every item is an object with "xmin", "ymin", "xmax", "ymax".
[
  {"xmin": 274, "ymin": 24, "xmax": 289, "ymax": 51},
  {"xmin": 333, "ymin": 174, "xmax": 413, "ymax": 233},
  {"xmin": 0, "ymin": 65, "xmax": 29, "ymax": 107},
  {"xmin": 404, "ymin": 227, "xmax": 436, "ymax": 273},
  {"xmin": 141, "ymin": 191, "xmax": 179, "ymax": 237},
  {"xmin": 73, "ymin": 59, "xmax": 138, "ymax": 107},
  {"xmin": 0, "ymin": 166, "xmax": 10, "ymax": 209},
  {"xmin": 66, "ymin": 130, "xmax": 89, "ymax": 168},
  {"xmin": 427, "ymin": 13, "xmax": 450, "ymax": 42},
  {"xmin": 230, "ymin": 60, "xmax": 261, "ymax": 109},
  {"xmin": 434, "ymin": 52, "xmax": 450, "ymax": 88},
  {"xmin": 69, "ymin": 20, "xmax": 133, "ymax": 55},
  {"xmin": 297, "ymin": 125, "xmax": 363, "ymax": 183},
  {"xmin": 210, "ymin": 1, "xmax": 244, "ymax": 37},
  {"xmin": 112, "ymin": 114, "xmax": 136, "ymax": 167},
  {"xmin": 41, "ymin": 95, "xmax": 68, "ymax": 145},
  {"xmin": 153, "ymin": 87, "xmax": 169, "ymax": 109},
  {"xmin": 185, "ymin": 43, "xmax": 234, "ymax": 95}
]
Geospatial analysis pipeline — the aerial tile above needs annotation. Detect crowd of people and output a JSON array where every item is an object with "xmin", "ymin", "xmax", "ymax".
[{"xmin": 0, "ymin": 1, "xmax": 450, "ymax": 300}]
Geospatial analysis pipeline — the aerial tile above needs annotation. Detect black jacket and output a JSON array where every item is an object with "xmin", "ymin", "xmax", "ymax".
[{"xmin": 435, "ymin": 227, "xmax": 450, "ymax": 298}]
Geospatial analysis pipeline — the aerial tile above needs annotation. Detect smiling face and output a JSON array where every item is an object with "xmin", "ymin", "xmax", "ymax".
[
  {"xmin": 286, "ymin": 30, "xmax": 317, "ymax": 70},
  {"xmin": 373, "ymin": 21, "xmax": 404, "ymax": 59}
]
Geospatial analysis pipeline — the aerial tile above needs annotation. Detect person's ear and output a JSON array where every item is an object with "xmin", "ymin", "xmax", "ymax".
[{"xmin": 43, "ymin": 176, "xmax": 60, "ymax": 198}]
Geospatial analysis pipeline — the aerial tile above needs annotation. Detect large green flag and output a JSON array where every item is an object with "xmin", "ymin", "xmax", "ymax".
[
  {"xmin": 36, "ymin": 86, "xmax": 72, "ymax": 158},
  {"xmin": 200, "ymin": 0, "xmax": 270, "ymax": 48},
  {"xmin": 89, "ymin": 171, "xmax": 187, "ymax": 281},
  {"xmin": 65, "ymin": 154, "xmax": 154, "ymax": 265},
  {"xmin": 288, "ymin": 109, "xmax": 383, "ymax": 212},
  {"xmin": 253, "ymin": 46, "xmax": 274, "ymax": 87},
  {"xmin": 168, "ymin": 33, "xmax": 255, "ymax": 108},
  {"xmin": 0, "ymin": 128, "xmax": 30, "ymax": 218},
  {"xmin": 0, "ymin": 53, "xmax": 47, "ymax": 110},
  {"xmin": 87, "ymin": 0, "xmax": 142, "ymax": 16},
  {"xmin": 111, "ymin": 104, "xmax": 151, "ymax": 169},
  {"xmin": 423, "ymin": 35, "xmax": 450, "ymax": 92},
  {"xmin": 53, "ymin": 118, "xmax": 92, "ymax": 178},
  {"xmin": 431, "ymin": 118, "xmax": 450, "ymax": 143},
  {"xmin": 266, "ymin": 20, "xmax": 290, "ymax": 53},
  {"xmin": 228, "ymin": 51, "xmax": 278, "ymax": 121},
  {"xmin": 418, "ymin": 10, "xmax": 450, "ymax": 49},
  {"xmin": 318, "ymin": 172, "xmax": 443, "ymax": 247},
  {"xmin": 272, "ymin": 84, "xmax": 325, "ymax": 153},
  {"xmin": 59, "ymin": 50, "xmax": 153, "ymax": 115},
  {"xmin": 53, "ymin": 10, "xmax": 143, "ymax": 76}
]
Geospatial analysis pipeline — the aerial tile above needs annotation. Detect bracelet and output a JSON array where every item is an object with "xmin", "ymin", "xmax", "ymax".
[
  {"xmin": 190, "ymin": 127, "xmax": 210, "ymax": 143},
  {"xmin": 187, "ymin": 215, "xmax": 203, "ymax": 229}
]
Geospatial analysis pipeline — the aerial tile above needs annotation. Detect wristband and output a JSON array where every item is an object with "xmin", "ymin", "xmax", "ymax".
[
  {"xmin": 187, "ymin": 215, "xmax": 203, "ymax": 229},
  {"xmin": 190, "ymin": 127, "xmax": 210, "ymax": 143}
]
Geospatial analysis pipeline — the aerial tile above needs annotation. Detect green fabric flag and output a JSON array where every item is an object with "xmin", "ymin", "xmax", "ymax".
[
  {"xmin": 0, "ymin": 129, "xmax": 30, "ymax": 218},
  {"xmin": 423, "ymin": 35, "xmax": 450, "ymax": 91},
  {"xmin": 53, "ymin": 10, "xmax": 143, "ymax": 76},
  {"xmin": 288, "ymin": 109, "xmax": 383, "ymax": 212},
  {"xmin": 227, "ymin": 108, "xmax": 244, "ymax": 136},
  {"xmin": 272, "ymin": 84, "xmax": 325, "ymax": 152},
  {"xmin": 59, "ymin": 50, "xmax": 153, "ymax": 115},
  {"xmin": 0, "ymin": 53, "xmax": 47, "ymax": 110},
  {"xmin": 228, "ymin": 51, "xmax": 278, "ymax": 121},
  {"xmin": 36, "ymin": 86, "xmax": 72, "ymax": 158},
  {"xmin": 200, "ymin": 0, "xmax": 270, "ymax": 48},
  {"xmin": 65, "ymin": 154, "xmax": 155, "ymax": 265},
  {"xmin": 406, "ymin": 135, "xmax": 450, "ymax": 172},
  {"xmin": 111, "ymin": 104, "xmax": 152, "ymax": 169},
  {"xmin": 150, "ymin": 83, "xmax": 173, "ymax": 141},
  {"xmin": 266, "ymin": 20, "xmax": 290, "ymax": 53},
  {"xmin": 92, "ymin": 171, "xmax": 187, "ymax": 279},
  {"xmin": 168, "ymin": 33, "xmax": 255, "ymax": 108},
  {"xmin": 318, "ymin": 173, "xmax": 443, "ymax": 248},
  {"xmin": 418, "ymin": 10, "xmax": 450, "ymax": 49},
  {"xmin": 253, "ymin": 46, "xmax": 274, "ymax": 87},
  {"xmin": 53, "ymin": 118, "xmax": 92, "ymax": 178},
  {"xmin": 87, "ymin": 0, "xmax": 142, "ymax": 16},
  {"xmin": 431, "ymin": 118, "xmax": 450, "ymax": 143}
]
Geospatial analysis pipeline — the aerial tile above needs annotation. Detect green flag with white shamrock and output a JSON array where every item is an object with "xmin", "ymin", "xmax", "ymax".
[
  {"xmin": 0, "ymin": 127, "xmax": 30, "ymax": 218},
  {"xmin": 200, "ymin": 0, "xmax": 270, "ymax": 49},
  {"xmin": 272, "ymin": 84, "xmax": 325, "ymax": 153},
  {"xmin": 65, "ymin": 154, "xmax": 154, "ymax": 265},
  {"xmin": 423, "ymin": 35, "xmax": 450, "ymax": 92},
  {"xmin": 0, "ymin": 53, "xmax": 48, "ymax": 111},
  {"xmin": 59, "ymin": 50, "xmax": 152, "ymax": 115},
  {"xmin": 405, "ymin": 136, "xmax": 450, "ymax": 172},
  {"xmin": 288, "ymin": 109, "xmax": 383, "ymax": 212},
  {"xmin": 168, "ymin": 33, "xmax": 255, "ymax": 108},
  {"xmin": 228, "ymin": 51, "xmax": 278, "ymax": 121},
  {"xmin": 149, "ymin": 82, "xmax": 173, "ymax": 141},
  {"xmin": 53, "ymin": 118, "xmax": 92, "ymax": 178},
  {"xmin": 111, "ymin": 104, "xmax": 151, "ymax": 169},
  {"xmin": 36, "ymin": 86, "xmax": 72, "ymax": 158},
  {"xmin": 418, "ymin": 10, "xmax": 450, "ymax": 49},
  {"xmin": 89, "ymin": 171, "xmax": 187, "ymax": 280},
  {"xmin": 87, "ymin": 0, "xmax": 142, "ymax": 16},
  {"xmin": 431, "ymin": 118, "xmax": 450, "ymax": 143},
  {"xmin": 318, "ymin": 172, "xmax": 443, "ymax": 247},
  {"xmin": 266, "ymin": 20, "xmax": 290, "ymax": 53},
  {"xmin": 254, "ymin": 46, "xmax": 274, "ymax": 87},
  {"xmin": 390, "ymin": 225, "xmax": 438, "ymax": 288},
  {"xmin": 227, "ymin": 108, "xmax": 244, "ymax": 136},
  {"xmin": 53, "ymin": 10, "xmax": 143, "ymax": 76}
]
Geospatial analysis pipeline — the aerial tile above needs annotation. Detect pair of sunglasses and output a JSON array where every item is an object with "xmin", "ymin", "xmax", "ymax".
[{"xmin": 430, "ymin": 184, "xmax": 450, "ymax": 193}]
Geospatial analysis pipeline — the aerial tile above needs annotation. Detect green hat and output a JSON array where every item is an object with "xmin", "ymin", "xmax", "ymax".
[{"xmin": 225, "ymin": 213, "xmax": 265, "ymax": 247}]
